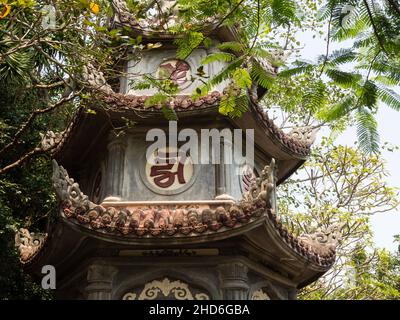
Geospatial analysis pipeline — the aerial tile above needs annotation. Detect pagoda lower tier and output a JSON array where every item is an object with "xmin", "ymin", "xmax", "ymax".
[{"xmin": 16, "ymin": 160, "xmax": 339, "ymax": 300}]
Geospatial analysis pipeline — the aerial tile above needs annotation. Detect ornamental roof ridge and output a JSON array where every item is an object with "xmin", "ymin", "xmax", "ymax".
[{"xmin": 45, "ymin": 88, "xmax": 313, "ymax": 161}]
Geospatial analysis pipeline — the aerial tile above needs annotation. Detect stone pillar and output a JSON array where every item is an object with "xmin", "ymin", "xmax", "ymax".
[
  {"xmin": 215, "ymin": 137, "xmax": 226, "ymax": 197},
  {"xmin": 218, "ymin": 262, "xmax": 249, "ymax": 300},
  {"xmin": 85, "ymin": 264, "xmax": 117, "ymax": 300},
  {"xmin": 215, "ymin": 137, "xmax": 234, "ymax": 200},
  {"xmin": 104, "ymin": 134, "xmax": 126, "ymax": 201}
]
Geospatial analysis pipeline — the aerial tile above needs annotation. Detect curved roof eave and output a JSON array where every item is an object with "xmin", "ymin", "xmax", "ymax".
[{"xmin": 51, "ymin": 91, "xmax": 312, "ymax": 164}]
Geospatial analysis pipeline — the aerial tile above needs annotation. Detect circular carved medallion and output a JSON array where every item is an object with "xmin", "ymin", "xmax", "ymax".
[
  {"xmin": 142, "ymin": 147, "xmax": 195, "ymax": 195},
  {"xmin": 157, "ymin": 59, "xmax": 191, "ymax": 89}
]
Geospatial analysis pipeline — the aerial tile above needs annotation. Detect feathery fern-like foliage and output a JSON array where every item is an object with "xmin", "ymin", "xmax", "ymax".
[{"xmin": 356, "ymin": 107, "xmax": 379, "ymax": 153}]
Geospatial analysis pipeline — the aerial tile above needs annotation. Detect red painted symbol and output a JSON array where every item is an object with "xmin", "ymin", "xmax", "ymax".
[
  {"xmin": 159, "ymin": 60, "xmax": 190, "ymax": 87},
  {"xmin": 150, "ymin": 151, "xmax": 187, "ymax": 188}
]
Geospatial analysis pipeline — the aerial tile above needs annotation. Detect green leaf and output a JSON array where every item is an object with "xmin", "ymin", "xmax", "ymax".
[
  {"xmin": 326, "ymin": 48, "xmax": 358, "ymax": 67},
  {"xmin": 377, "ymin": 86, "xmax": 400, "ymax": 111},
  {"xmin": 217, "ymin": 41, "xmax": 244, "ymax": 53},
  {"xmin": 302, "ymin": 80, "xmax": 327, "ymax": 113},
  {"xmin": 231, "ymin": 95, "xmax": 249, "ymax": 118},
  {"xmin": 271, "ymin": 0, "xmax": 298, "ymax": 25},
  {"xmin": 233, "ymin": 68, "xmax": 252, "ymax": 89},
  {"xmin": 201, "ymin": 52, "xmax": 236, "ymax": 65},
  {"xmin": 219, "ymin": 95, "xmax": 236, "ymax": 116},
  {"xmin": 195, "ymin": 57, "xmax": 244, "ymax": 96},
  {"xmin": 161, "ymin": 106, "xmax": 178, "ymax": 121},
  {"xmin": 358, "ymin": 80, "xmax": 378, "ymax": 109},
  {"xmin": 251, "ymin": 61, "xmax": 275, "ymax": 88},
  {"xmin": 279, "ymin": 60, "xmax": 314, "ymax": 77},
  {"xmin": 144, "ymin": 93, "xmax": 168, "ymax": 108},
  {"xmin": 203, "ymin": 37, "xmax": 213, "ymax": 48},
  {"xmin": 324, "ymin": 68, "xmax": 362, "ymax": 89},
  {"xmin": 174, "ymin": 31, "xmax": 204, "ymax": 59},
  {"xmin": 319, "ymin": 95, "xmax": 355, "ymax": 121}
]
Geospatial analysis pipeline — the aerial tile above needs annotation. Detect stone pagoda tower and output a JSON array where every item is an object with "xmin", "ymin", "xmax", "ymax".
[{"xmin": 16, "ymin": 0, "xmax": 340, "ymax": 300}]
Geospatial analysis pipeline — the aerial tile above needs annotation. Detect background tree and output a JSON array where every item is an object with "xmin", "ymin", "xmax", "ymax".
[
  {"xmin": 0, "ymin": 0, "xmax": 135, "ymax": 299},
  {"xmin": 278, "ymin": 139, "xmax": 399, "ymax": 299}
]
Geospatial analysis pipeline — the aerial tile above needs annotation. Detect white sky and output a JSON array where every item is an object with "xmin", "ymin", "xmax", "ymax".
[{"xmin": 296, "ymin": 31, "xmax": 400, "ymax": 251}]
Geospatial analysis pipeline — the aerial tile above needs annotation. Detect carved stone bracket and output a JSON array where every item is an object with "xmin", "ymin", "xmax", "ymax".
[
  {"xmin": 288, "ymin": 127, "xmax": 318, "ymax": 146},
  {"xmin": 122, "ymin": 277, "xmax": 210, "ymax": 300},
  {"xmin": 298, "ymin": 223, "xmax": 345, "ymax": 257},
  {"xmin": 15, "ymin": 228, "xmax": 47, "ymax": 264},
  {"xmin": 242, "ymin": 158, "xmax": 275, "ymax": 207},
  {"xmin": 52, "ymin": 160, "xmax": 90, "ymax": 209}
]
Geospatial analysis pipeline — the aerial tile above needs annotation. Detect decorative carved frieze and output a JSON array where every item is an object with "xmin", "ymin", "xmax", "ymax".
[
  {"xmin": 122, "ymin": 277, "xmax": 210, "ymax": 300},
  {"xmin": 52, "ymin": 159, "xmax": 271, "ymax": 237},
  {"xmin": 59, "ymin": 200, "xmax": 265, "ymax": 237}
]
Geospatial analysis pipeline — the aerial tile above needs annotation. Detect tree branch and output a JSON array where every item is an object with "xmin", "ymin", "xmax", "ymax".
[{"xmin": 0, "ymin": 92, "xmax": 79, "ymax": 157}]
